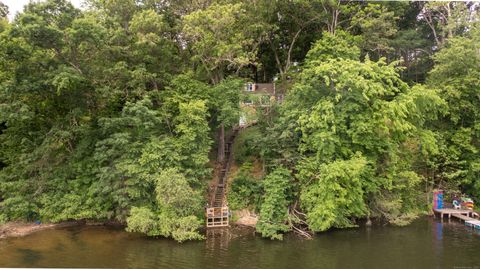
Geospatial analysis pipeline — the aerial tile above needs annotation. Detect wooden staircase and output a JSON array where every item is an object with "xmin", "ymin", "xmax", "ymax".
[{"xmin": 206, "ymin": 128, "xmax": 240, "ymax": 228}]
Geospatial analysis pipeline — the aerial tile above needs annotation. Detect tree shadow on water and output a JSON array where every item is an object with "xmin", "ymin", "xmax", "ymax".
[{"xmin": 16, "ymin": 248, "xmax": 43, "ymax": 266}]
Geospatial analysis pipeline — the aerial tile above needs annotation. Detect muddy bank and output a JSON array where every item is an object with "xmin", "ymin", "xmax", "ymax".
[
  {"xmin": 0, "ymin": 220, "xmax": 89, "ymax": 240},
  {"xmin": 233, "ymin": 209, "xmax": 258, "ymax": 227}
]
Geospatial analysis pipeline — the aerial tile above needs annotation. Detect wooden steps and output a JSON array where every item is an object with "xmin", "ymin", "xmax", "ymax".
[{"xmin": 206, "ymin": 128, "xmax": 241, "ymax": 228}]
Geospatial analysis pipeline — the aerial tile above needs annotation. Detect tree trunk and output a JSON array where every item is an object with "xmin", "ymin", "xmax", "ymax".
[
  {"xmin": 424, "ymin": 11, "xmax": 441, "ymax": 47},
  {"xmin": 217, "ymin": 123, "xmax": 225, "ymax": 163},
  {"xmin": 212, "ymin": 68, "xmax": 224, "ymax": 85},
  {"xmin": 445, "ymin": 3, "xmax": 453, "ymax": 39}
]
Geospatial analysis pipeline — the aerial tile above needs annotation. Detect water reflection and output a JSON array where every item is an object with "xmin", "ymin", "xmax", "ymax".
[
  {"xmin": 0, "ymin": 218, "xmax": 479, "ymax": 269},
  {"xmin": 205, "ymin": 228, "xmax": 232, "ymax": 251},
  {"xmin": 15, "ymin": 249, "xmax": 43, "ymax": 266}
]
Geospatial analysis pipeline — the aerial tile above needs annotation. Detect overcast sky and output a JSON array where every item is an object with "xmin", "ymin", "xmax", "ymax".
[{"xmin": 3, "ymin": 0, "xmax": 83, "ymax": 20}]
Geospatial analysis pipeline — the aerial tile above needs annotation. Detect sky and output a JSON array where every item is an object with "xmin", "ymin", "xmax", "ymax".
[{"xmin": 3, "ymin": 0, "xmax": 83, "ymax": 20}]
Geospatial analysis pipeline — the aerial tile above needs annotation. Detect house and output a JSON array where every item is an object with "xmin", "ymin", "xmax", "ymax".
[
  {"xmin": 239, "ymin": 82, "xmax": 285, "ymax": 126},
  {"xmin": 243, "ymin": 82, "xmax": 284, "ymax": 102}
]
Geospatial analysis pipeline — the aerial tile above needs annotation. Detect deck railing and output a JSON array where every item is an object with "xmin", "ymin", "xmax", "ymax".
[{"xmin": 206, "ymin": 207, "xmax": 229, "ymax": 227}]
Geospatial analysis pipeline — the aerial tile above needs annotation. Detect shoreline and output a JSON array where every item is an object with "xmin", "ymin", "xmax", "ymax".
[
  {"xmin": 0, "ymin": 220, "xmax": 96, "ymax": 240},
  {"xmin": 0, "ymin": 214, "xmax": 439, "ymax": 241}
]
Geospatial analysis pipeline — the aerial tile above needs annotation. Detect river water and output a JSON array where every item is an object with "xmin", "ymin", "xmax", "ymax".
[{"xmin": 0, "ymin": 217, "xmax": 479, "ymax": 269}]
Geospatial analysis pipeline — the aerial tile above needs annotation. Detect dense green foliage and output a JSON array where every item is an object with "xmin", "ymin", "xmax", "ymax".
[
  {"xmin": 232, "ymin": 126, "xmax": 262, "ymax": 164},
  {"xmin": 0, "ymin": 0, "xmax": 478, "ymax": 241},
  {"xmin": 299, "ymin": 156, "xmax": 372, "ymax": 231},
  {"xmin": 126, "ymin": 169, "xmax": 204, "ymax": 242},
  {"xmin": 0, "ymin": 0, "xmax": 239, "ymax": 240},
  {"xmin": 292, "ymin": 32, "xmax": 446, "ymax": 228},
  {"xmin": 227, "ymin": 162, "xmax": 262, "ymax": 211},
  {"xmin": 256, "ymin": 167, "xmax": 293, "ymax": 240},
  {"xmin": 426, "ymin": 27, "xmax": 480, "ymax": 201}
]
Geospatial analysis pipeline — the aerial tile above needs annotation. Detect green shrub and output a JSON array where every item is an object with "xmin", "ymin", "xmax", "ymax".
[
  {"xmin": 256, "ymin": 167, "xmax": 293, "ymax": 240},
  {"xmin": 228, "ymin": 163, "xmax": 262, "ymax": 210},
  {"xmin": 233, "ymin": 127, "xmax": 262, "ymax": 164},
  {"xmin": 126, "ymin": 169, "xmax": 204, "ymax": 242}
]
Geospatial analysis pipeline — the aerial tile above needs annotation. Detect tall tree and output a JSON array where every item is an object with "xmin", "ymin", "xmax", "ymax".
[
  {"xmin": 420, "ymin": 2, "xmax": 475, "ymax": 48},
  {"xmin": 183, "ymin": 3, "xmax": 257, "ymax": 162},
  {"xmin": 427, "ymin": 26, "xmax": 480, "ymax": 199},
  {"xmin": 254, "ymin": 0, "xmax": 354, "ymax": 80},
  {"xmin": 350, "ymin": 3, "xmax": 398, "ymax": 59},
  {"xmin": 0, "ymin": 1, "xmax": 8, "ymax": 32},
  {"xmin": 273, "ymin": 32, "xmax": 446, "ymax": 230},
  {"xmin": 183, "ymin": 3, "xmax": 266, "ymax": 84},
  {"xmin": 0, "ymin": 1, "xmax": 8, "ymax": 19}
]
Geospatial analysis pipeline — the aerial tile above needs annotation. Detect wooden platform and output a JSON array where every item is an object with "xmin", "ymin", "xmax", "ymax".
[
  {"xmin": 451, "ymin": 213, "xmax": 472, "ymax": 221},
  {"xmin": 433, "ymin": 208, "xmax": 472, "ymax": 219},
  {"xmin": 206, "ymin": 207, "xmax": 229, "ymax": 228},
  {"xmin": 433, "ymin": 208, "xmax": 480, "ymax": 230},
  {"xmin": 465, "ymin": 220, "xmax": 480, "ymax": 229}
]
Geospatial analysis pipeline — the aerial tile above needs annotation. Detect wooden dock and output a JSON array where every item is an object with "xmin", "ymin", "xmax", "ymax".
[
  {"xmin": 465, "ymin": 220, "xmax": 480, "ymax": 229},
  {"xmin": 433, "ymin": 208, "xmax": 480, "ymax": 230},
  {"xmin": 433, "ymin": 208, "xmax": 472, "ymax": 219}
]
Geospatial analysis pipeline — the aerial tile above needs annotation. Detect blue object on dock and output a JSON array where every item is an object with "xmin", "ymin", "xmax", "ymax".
[{"xmin": 433, "ymin": 191, "xmax": 444, "ymax": 209}]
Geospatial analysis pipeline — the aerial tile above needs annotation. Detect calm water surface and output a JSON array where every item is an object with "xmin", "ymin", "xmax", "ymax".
[{"xmin": 0, "ymin": 218, "xmax": 479, "ymax": 269}]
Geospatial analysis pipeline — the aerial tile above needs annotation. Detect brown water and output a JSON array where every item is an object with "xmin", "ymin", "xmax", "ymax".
[{"xmin": 0, "ymin": 218, "xmax": 479, "ymax": 269}]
